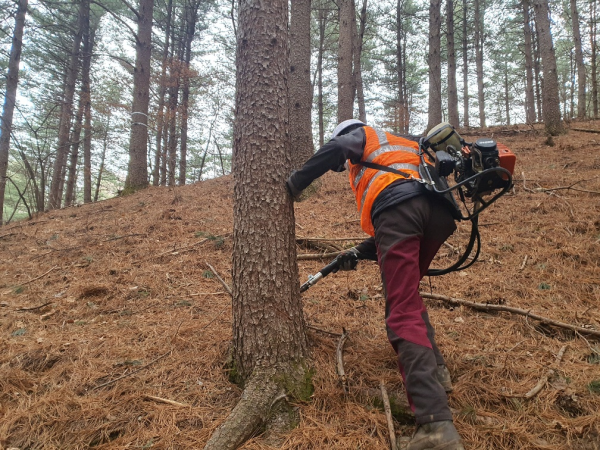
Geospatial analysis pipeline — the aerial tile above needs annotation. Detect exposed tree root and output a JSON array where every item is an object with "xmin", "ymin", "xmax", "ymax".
[{"xmin": 204, "ymin": 366, "xmax": 301, "ymax": 450}]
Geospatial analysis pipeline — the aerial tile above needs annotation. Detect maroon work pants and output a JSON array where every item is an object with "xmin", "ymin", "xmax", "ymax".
[{"xmin": 373, "ymin": 194, "xmax": 457, "ymax": 424}]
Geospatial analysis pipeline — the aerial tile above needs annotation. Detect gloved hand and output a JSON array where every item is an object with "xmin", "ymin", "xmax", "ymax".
[
  {"xmin": 286, "ymin": 176, "xmax": 302, "ymax": 201},
  {"xmin": 336, "ymin": 247, "xmax": 360, "ymax": 271}
]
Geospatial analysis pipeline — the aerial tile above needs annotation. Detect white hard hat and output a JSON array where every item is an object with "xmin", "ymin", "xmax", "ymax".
[{"xmin": 331, "ymin": 119, "xmax": 366, "ymax": 140}]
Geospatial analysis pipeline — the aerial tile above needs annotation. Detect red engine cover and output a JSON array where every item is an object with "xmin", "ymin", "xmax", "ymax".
[{"xmin": 496, "ymin": 142, "xmax": 516, "ymax": 180}]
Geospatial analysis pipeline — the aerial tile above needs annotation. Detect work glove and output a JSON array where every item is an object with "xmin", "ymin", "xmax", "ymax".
[
  {"xmin": 335, "ymin": 247, "xmax": 360, "ymax": 272},
  {"xmin": 286, "ymin": 175, "xmax": 302, "ymax": 201}
]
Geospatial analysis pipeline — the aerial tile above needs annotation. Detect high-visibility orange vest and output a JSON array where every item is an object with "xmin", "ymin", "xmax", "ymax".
[{"xmin": 348, "ymin": 126, "xmax": 426, "ymax": 236}]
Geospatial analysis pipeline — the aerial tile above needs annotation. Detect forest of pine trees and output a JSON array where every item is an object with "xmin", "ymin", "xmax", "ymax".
[{"xmin": 0, "ymin": 0, "xmax": 598, "ymax": 223}]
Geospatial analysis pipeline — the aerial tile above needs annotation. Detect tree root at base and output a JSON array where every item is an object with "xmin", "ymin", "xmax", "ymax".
[{"xmin": 203, "ymin": 369, "xmax": 288, "ymax": 450}]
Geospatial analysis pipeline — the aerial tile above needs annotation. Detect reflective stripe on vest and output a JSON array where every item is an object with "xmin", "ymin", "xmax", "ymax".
[{"xmin": 347, "ymin": 126, "xmax": 423, "ymax": 236}]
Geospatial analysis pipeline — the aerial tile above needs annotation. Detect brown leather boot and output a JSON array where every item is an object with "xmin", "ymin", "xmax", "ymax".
[
  {"xmin": 436, "ymin": 364, "xmax": 453, "ymax": 393},
  {"xmin": 406, "ymin": 420, "xmax": 464, "ymax": 450}
]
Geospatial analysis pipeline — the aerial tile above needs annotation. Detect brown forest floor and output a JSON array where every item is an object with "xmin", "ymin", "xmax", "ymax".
[{"xmin": 1, "ymin": 122, "xmax": 600, "ymax": 450}]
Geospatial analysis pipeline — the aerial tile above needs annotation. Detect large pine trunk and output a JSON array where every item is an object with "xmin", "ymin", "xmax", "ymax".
[
  {"xmin": 0, "ymin": 0, "xmax": 28, "ymax": 223},
  {"xmin": 289, "ymin": 0, "xmax": 314, "ymax": 169},
  {"xmin": 427, "ymin": 0, "xmax": 442, "ymax": 132},
  {"xmin": 125, "ymin": 0, "xmax": 154, "ymax": 192},
  {"xmin": 353, "ymin": 0, "xmax": 367, "ymax": 123},
  {"xmin": 203, "ymin": 0, "xmax": 309, "ymax": 447},
  {"xmin": 533, "ymin": 0, "xmax": 565, "ymax": 135}
]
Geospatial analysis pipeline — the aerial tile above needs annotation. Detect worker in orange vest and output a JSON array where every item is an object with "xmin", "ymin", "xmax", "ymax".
[{"xmin": 287, "ymin": 119, "xmax": 464, "ymax": 450}]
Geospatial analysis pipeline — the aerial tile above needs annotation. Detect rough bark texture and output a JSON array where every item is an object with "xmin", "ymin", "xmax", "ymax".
[
  {"xmin": 593, "ymin": 0, "xmax": 598, "ymax": 118},
  {"xmin": 289, "ymin": 0, "xmax": 314, "ymax": 169},
  {"xmin": 447, "ymin": 0, "xmax": 459, "ymax": 127},
  {"xmin": 125, "ymin": 0, "xmax": 154, "ymax": 192},
  {"xmin": 462, "ymin": 0, "xmax": 469, "ymax": 127},
  {"xmin": 396, "ymin": 0, "xmax": 407, "ymax": 133},
  {"xmin": 337, "ymin": 0, "xmax": 355, "ymax": 122},
  {"xmin": 523, "ymin": 0, "xmax": 536, "ymax": 124},
  {"xmin": 317, "ymin": 6, "xmax": 327, "ymax": 146},
  {"xmin": 570, "ymin": 0, "xmax": 586, "ymax": 119},
  {"xmin": 427, "ymin": 0, "xmax": 442, "ymax": 132},
  {"xmin": 474, "ymin": 0, "xmax": 486, "ymax": 127},
  {"xmin": 49, "ymin": 0, "xmax": 84, "ymax": 209},
  {"xmin": 533, "ymin": 0, "xmax": 565, "ymax": 135},
  {"xmin": 204, "ymin": 0, "xmax": 309, "ymax": 447},
  {"xmin": 82, "ymin": 26, "xmax": 96, "ymax": 203},
  {"xmin": 0, "ymin": 0, "xmax": 28, "ymax": 223}
]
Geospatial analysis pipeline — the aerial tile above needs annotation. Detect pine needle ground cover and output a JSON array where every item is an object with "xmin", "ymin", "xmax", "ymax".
[{"xmin": 1, "ymin": 124, "xmax": 599, "ymax": 449}]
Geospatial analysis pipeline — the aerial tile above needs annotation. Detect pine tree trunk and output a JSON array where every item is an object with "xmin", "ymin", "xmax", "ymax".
[
  {"xmin": 447, "ymin": 0, "xmax": 459, "ymax": 127},
  {"xmin": 533, "ymin": 20, "xmax": 544, "ymax": 122},
  {"xmin": 49, "ymin": 0, "xmax": 84, "ymax": 209},
  {"xmin": 397, "ymin": 0, "xmax": 407, "ymax": 133},
  {"xmin": 0, "ymin": 0, "xmax": 28, "ymax": 223},
  {"xmin": 65, "ymin": 93, "xmax": 84, "ymax": 207},
  {"xmin": 337, "ymin": 0, "xmax": 354, "ymax": 122},
  {"xmin": 533, "ymin": 0, "xmax": 565, "ymax": 135},
  {"xmin": 591, "ymin": 0, "xmax": 598, "ymax": 118},
  {"xmin": 523, "ymin": 0, "xmax": 536, "ymax": 124},
  {"xmin": 317, "ymin": 5, "xmax": 326, "ymax": 146},
  {"xmin": 152, "ymin": 0, "xmax": 173, "ymax": 186},
  {"xmin": 83, "ymin": 26, "xmax": 96, "ymax": 204},
  {"xmin": 289, "ymin": 0, "xmax": 314, "ymax": 169},
  {"xmin": 427, "ymin": 0, "xmax": 442, "ymax": 131},
  {"xmin": 474, "ymin": 0, "xmax": 486, "ymax": 127},
  {"xmin": 504, "ymin": 65, "xmax": 511, "ymax": 125},
  {"xmin": 94, "ymin": 116, "xmax": 109, "ymax": 202},
  {"xmin": 571, "ymin": 0, "xmax": 586, "ymax": 118},
  {"xmin": 353, "ymin": 0, "xmax": 367, "ymax": 123},
  {"xmin": 204, "ymin": 0, "xmax": 309, "ymax": 447},
  {"xmin": 462, "ymin": 0, "xmax": 469, "ymax": 127},
  {"xmin": 125, "ymin": 0, "xmax": 154, "ymax": 192}
]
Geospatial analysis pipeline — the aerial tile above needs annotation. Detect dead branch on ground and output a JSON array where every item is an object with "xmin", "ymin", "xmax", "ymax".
[
  {"xmin": 337, "ymin": 328, "xmax": 350, "ymax": 393},
  {"xmin": 205, "ymin": 262, "xmax": 232, "ymax": 296},
  {"xmin": 421, "ymin": 292, "xmax": 600, "ymax": 339},
  {"xmin": 297, "ymin": 250, "xmax": 342, "ymax": 261},
  {"xmin": 143, "ymin": 394, "xmax": 189, "ymax": 408},
  {"xmin": 380, "ymin": 381, "xmax": 397, "ymax": 450}
]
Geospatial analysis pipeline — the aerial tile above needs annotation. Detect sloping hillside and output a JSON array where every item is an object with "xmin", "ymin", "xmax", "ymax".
[{"xmin": 1, "ymin": 124, "xmax": 599, "ymax": 449}]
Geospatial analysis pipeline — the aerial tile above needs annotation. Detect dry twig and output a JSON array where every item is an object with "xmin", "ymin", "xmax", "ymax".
[
  {"xmin": 380, "ymin": 381, "xmax": 397, "ymax": 450},
  {"xmin": 143, "ymin": 394, "xmax": 189, "ymax": 408},
  {"xmin": 205, "ymin": 262, "xmax": 232, "ymax": 296},
  {"xmin": 336, "ymin": 328, "xmax": 350, "ymax": 393},
  {"xmin": 421, "ymin": 292, "xmax": 600, "ymax": 338},
  {"xmin": 297, "ymin": 251, "xmax": 342, "ymax": 261},
  {"xmin": 16, "ymin": 301, "xmax": 54, "ymax": 312},
  {"xmin": 2, "ymin": 266, "xmax": 58, "ymax": 295}
]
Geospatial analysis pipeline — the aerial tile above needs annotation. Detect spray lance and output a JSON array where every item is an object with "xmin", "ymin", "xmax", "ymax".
[{"xmin": 300, "ymin": 123, "xmax": 516, "ymax": 292}]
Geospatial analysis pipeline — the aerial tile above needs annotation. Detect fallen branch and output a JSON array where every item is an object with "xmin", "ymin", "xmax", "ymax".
[
  {"xmin": 519, "ymin": 255, "xmax": 528, "ymax": 271},
  {"xmin": 506, "ymin": 345, "xmax": 567, "ymax": 399},
  {"xmin": 0, "ymin": 232, "xmax": 17, "ymax": 240},
  {"xmin": 144, "ymin": 394, "xmax": 189, "ymax": 408},
  {"xmin": 307, "ymin": 325, "xmax": 343, "ymax": 338},
  {"xmin": 297, "ymin": 251, "xmax": 341, "ymax": 261},
  {"xmin": 536, "ymin": 177, "xmax": 600, "ymax": 195},
  {"xmin": 16, "ymin": 301, "xmax": 54, "ymax": 312},
  {"xmin": 103, "ymin": 233, "xmax": 146, "ymax": 242},
  {"xmin": 2, "ymin": 266, "xmax": 58, "ymax": 295},
  {"xmin": 572, "ymin": 127, "xmax": 600, "ymax": 134},
  {"xmin": 297, "ymin": 236, "xmax": 365, "ymax": 242},
  {"xmin": 380, "ymin": 381, "xmax": 397, "ymax": 450},
  {"xmin": 336, "ymin": 328, "xmax": 350, "ymax": 393},
  {"xmin": 421, "ymin": 292, "xmax": 600, "ymax": 338},
  {"xmin": 205, "ymin": 262, "xmax": 233, "ymax": 296}
]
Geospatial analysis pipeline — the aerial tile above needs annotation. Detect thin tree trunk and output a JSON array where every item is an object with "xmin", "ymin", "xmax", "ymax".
[
  {"xmin": 523, "ymin": 0, "xmax": 536, "ymax": 124},
  {"xmin": 65, "ymin": 92, "xmax": 84, "ymax": 206},
  {"xmin": 447, "ymin": 0, "xmax": 459, "ymax": 127},
  {"xmin": 179, "ymin": 0, "xmax": 200, "ymax": 185},
  {"xmin": 427, "ymin": 0, "xmax": 442, "ymax": 131},
  {"xmin": 94, "ymin": 118, "xmax": 109, "ymax": 202},
  {"xmin": 533, "ymin": 0, "xmax": 565, "ymax": 135},
  {"xmin": 153, "ymin": 0, "xmax": 173, "ymax": 186},
  {"xmin": 337, "ymin": 0, "xmax": 354, "ymax": 122},
  {"xmin": 504, "ymin": 64, "xmax": 510, "ymax": 125},
  {"xmin": 474, "ymin": 0, "xmax": 486, "ymax": 127},
  {"xmin": 317, "ymin": 5, "xmax": 326, "ymax": 146},
  {"xmin": 125, "ymin": 0, "xmax": 154, "ymax": 192},
  {"xmin": 397, "ymin": 0, "xmax": 407, "ymax": 133},
  {"xmin": 591, "ymin": 0, "xmax": 598, "ymax": 118},
  {"xmin": 353, "ymin": 0, "xmax": 367, "ymax": 123},
  {"xmin": 462, "ymin": 0, "xmax": 469, "ymax": 127},
  {"xmin": 570, "ymin": 0, "xmax": 586, "ymax": 118},
  {"xmin": 83, "ymin": 25, "xmax": 96, "ymax": 203},
  {"xmin": 0, "ymin": 0, "xmax": 28, "ymax": 223},
  {"xmin": 49, "ymin": 0, "xmax": 85, "ymax": 209},
  {"xmin": 533, "ymin": 18, "xmax": 544, "ymax": 122},
  {"xmin": 289, "ymin": 0, "xmax": 314, "ymax": 169}
]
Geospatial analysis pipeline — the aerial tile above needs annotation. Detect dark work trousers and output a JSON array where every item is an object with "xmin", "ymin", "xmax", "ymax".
[{"xmin": 373, "ymin": 194, "xmax": 457, "ymax": 424}]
